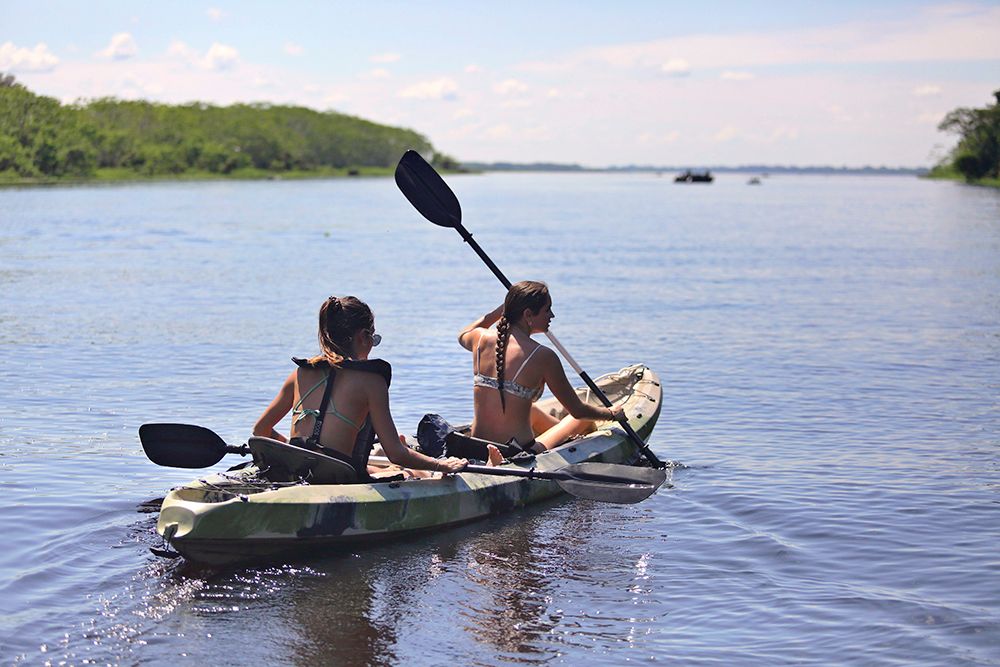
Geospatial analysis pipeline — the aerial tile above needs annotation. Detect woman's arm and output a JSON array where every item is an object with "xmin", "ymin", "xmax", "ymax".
[
  {"xmin": 458, "ymin": 303, "xmax": 504, "ymax": 351},
  {"xmin": 365, "ymin": 376, "xmax": 467, "ymax": 473},
  {"xmin": 539, "ymin": 349, "xmax": 624, "ymax": 422},
  {"xmin": 253, "ymin": 371, "xmax": 296, "ymax": 442}
]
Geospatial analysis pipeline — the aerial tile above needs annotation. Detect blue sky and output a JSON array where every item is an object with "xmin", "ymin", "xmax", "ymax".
[{"xmin": 3, "ymin": 1, "xmax": 999, "ymax": 166}]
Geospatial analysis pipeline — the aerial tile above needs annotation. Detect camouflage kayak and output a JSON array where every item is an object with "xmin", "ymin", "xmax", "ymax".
[{"xmin": 155, "ymin": 364, "xmax": 663, "ymax": 565}]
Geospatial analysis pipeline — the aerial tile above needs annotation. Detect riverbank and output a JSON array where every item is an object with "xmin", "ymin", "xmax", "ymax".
[
  {"xmin": 924, "ymin": 165, "xmax": 1000, "ymax": 188},
  {"xmin": 0, "ymin": 165, "xmax": 400, "ymax": 187}
]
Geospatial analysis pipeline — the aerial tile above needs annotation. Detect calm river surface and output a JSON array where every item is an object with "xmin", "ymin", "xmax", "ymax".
[{"xmin": 1, "ymin": 172, "xmax": 998, "ymax": 665}]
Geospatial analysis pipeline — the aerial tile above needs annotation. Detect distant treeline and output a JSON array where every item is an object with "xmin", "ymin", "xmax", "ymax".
[
  {"xmin": 464, "ymin": 161, "xmax": 928, "ymax": 175},
  {"xmin": 932, "ymin": 89, "xmax": 1000, "ymax": 184},
  {"xmin": 0, "ymin": 75, "xmax": 456, "ymax": 180}
]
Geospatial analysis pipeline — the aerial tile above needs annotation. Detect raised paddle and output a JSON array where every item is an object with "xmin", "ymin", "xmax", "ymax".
[
  {"xmin": 394, "ymin": 150, "xmax": 666, "ymax": 469},
  {"xmin": 138, "ymin": 422, "xmax": 667, "ymax": 504}
]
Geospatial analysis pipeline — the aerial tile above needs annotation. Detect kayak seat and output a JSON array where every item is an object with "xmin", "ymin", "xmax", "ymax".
[{"xmin": 249, "ymin": 436, "xmax": 359, "ymax": 485}]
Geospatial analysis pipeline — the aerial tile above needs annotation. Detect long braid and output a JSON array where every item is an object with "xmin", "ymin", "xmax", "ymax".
[{"xmin": 495, "ymin": 315, "xmax": 511, "ymax": 412}]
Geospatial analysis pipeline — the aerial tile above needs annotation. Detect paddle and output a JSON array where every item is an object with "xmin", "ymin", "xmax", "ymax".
[
  {"xmin": 460, "ymin": 462, "xmax": 666, "ymax": 504},
  {"xmin": 139, "ymin": 423, "xmax": 248, "ymax": 468},
  {"xmin": 394, "ymin": 150, "xmax": 665, "ymax": 469},
  {"xmin": 139, "ymin": 422, "xmax": 667, "ymax": 504}
]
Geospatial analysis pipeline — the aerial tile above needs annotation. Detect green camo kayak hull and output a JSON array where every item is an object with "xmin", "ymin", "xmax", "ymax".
[{"xmin": 156, "ymin": 364, "xmax": 663, "ymax": 565}]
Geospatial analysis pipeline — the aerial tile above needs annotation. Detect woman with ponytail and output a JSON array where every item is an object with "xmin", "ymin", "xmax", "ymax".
[
  {"xmin": 458, "ymin": 281, "xmax": 624, "ymax": 454},
  {"xmin": 255, "ymin": 296, "xmax": 467, "ymax": 480}
]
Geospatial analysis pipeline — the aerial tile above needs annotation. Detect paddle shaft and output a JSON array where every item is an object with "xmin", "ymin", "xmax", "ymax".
[
  {"xmin": 453, "ymin": 222, "xmax": 664, "ymax": 468},
  {"xmin": 369, "ymin": 456, "xmax": 653, "ymax": 486},
  {"xmin": 461, "ymin": 463, "xmax": 645, "ymax": 485}
]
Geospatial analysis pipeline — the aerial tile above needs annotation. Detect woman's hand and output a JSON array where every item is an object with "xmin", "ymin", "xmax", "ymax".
[
  {"xmin": 436, "ymin": 457, "xmax": 468, "ymax": 474},
  {"xmin": 458, "ymin": 304, "xmax": 505, "ymax": 350},
  {"xmin": 608, "ymin": 405, "xmax": 626, "ymax": 422}
]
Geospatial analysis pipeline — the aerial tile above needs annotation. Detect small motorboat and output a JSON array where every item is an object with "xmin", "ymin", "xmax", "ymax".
[{"xmin": 674, "ymin": 170, "xmax": 713, "ymax": 183}]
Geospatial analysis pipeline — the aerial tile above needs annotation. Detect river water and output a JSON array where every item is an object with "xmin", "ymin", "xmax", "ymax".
[{"xmin": 1, "ymin": 172, "xmax": 998, "ymax": 665}]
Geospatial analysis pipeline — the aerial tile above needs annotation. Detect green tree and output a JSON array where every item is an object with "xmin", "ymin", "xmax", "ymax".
[
  {"xmin": 938, "ymin": 90, "xmax": 1000, "ymax": 181},
  {"xmin": 1, "ymin": 80, "xmax": 446, "ymax": 180}
]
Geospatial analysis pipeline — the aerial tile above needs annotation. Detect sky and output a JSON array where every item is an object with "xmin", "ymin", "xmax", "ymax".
[{"xmin": 2, "ymin": 1, "xmax": 999, "ymax": 167}]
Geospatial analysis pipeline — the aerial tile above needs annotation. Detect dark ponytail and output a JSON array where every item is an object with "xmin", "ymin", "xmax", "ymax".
[
  {"xmin": 493, "ymin": 280, "xmax": 550, "ymax": 412},
  {"xmin": 310, "ymin": 295, "xmax": 374, "ymax": 366}
]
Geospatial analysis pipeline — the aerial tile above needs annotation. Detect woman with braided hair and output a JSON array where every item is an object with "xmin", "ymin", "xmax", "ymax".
[
  {"xmin": 458, "ymin": 281, "xmax": 624, "ymax": 455},
  {"xmin": 255, "ymin": 295, "xmax": 467, "ymax": 480}
]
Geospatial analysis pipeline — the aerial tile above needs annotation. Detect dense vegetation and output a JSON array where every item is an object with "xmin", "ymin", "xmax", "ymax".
[
  {"xmin": 931, "ymin": 89, "xmax": 1000, "ymax": 185},
  {"xmin": 0, "ymin": 74, "xmax": 456, "ymax": 182}
]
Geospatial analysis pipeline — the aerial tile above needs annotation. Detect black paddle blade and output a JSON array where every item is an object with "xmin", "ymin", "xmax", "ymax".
[
  {"xmin": 139, "ymin": 423, "xmax": 227, "ymax": 468},
  {"xmin": 556, "ymin": 462, "xmax": 668, "ymax": 504},
  {"xmin": 395, "ymin": 150, "xmax": 462, "ymax": 228}
]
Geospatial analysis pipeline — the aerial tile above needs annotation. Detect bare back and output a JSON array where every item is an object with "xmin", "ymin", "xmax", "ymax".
[
  {"xmin": 471, "ymin": 330, "xmax": 548, "ymax": 445},
  {"xmin": 290, "ymin": 366, "xmax": 374, "ymax": 458}
]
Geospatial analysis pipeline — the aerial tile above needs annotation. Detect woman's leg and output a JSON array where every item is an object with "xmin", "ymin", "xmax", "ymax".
[
  {"xmin": 534, "ymin": 415, "xmax": 597, "ymax": 451},
  {"xmin": 530, "ymin": 404, "xmax": 560, "ymax": 436}
]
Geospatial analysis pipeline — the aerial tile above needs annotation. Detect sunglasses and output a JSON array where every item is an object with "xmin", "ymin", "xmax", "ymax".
[{"xmin": 364, "ymin": 329, "xmax": 382, "ymax": 347}]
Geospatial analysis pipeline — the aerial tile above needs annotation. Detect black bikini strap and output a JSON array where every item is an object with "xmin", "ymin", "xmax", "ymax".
[{"xmin": 307, "ymin": 369, "xmax": 337, "ymax": 446}]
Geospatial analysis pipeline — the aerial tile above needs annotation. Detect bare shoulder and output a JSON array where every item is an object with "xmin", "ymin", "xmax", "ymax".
[
  {"xmin": 534, "ymin": 344, "xmax": 558, "ymax": 362},
  {"xmin": 342, "ymin": 367, "xmax": 388, "ymax": 391},
  {"xmin": 535, "ymin": 345, "xmax": 563, "ymax": 373}
]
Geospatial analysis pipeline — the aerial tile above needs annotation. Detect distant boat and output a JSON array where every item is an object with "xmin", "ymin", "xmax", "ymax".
[
  {"xmin": 674, "ymin": 170, "xmax": 713, "ymax": 183},
  {"xmin": 747, "ymin": 177, "xmax": 762, "ymax": 185}
]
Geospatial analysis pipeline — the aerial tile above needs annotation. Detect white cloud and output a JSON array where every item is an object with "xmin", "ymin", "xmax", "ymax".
[
  {"xmin": 485, "ymin": 124, "xmax": 513, "ymax": 140},
  {"xmin": 118, "ymin": 74, "xmax": 163, "ymax": 98},
  {"xmin": 324, "ymin": 91, "xmax": 349, "ymax": 107},
  {"xmin": 371, "ymin": 52, "xmax": 401, "ymax": 64},
  {"xmin": 721, "ymin": 70, "xmax": 754, "ymax": 81},
  {"xmin": 661, "ymin": 58, "xmax": 691, "ymax": 76},
  {"xmin": 207, "ymin": 8, "xmax": 226, "ymax": 21},
  {"xmin": 285, "ymin": 43, "xmax": 304, "ymax": 56},
  {"xmin": 638, "ymin": 131, "xmax": 680, "ymax": 144},
  {"xmin": 828, "ymin": 105, "xmax": 854, "ymax": 122},
  {"xmin": 397, "ymin": 77, "xmax": 458, "ymax": 100},
  {"xmin": 368, "ymin": 68, "xmax": 391, "ymax": 79},
  {"xmin": 169, "ymin": 41, "xmax": 240, "ymax": 70},
  {"xmin": 916, "ymin": 111, "xmax": 945, "ymax": 124},
  {"xmin": 767, "ymin": 126, "xmax": 799, "ymax": 141},
  {"xmin": 501, "ymin": 99, "xmax": 532, "ymax": 109},
  {"xmin": 464, "ymin": 64, "xmax": 481, "ymax": 73},
  {"xmin": 493, "ymin": 79, "xmax": 528, "ymax": 95},
  {"xmin": 714, "ymin": 125, "xmax": 739, "ymax": 142},
  {"xmin": 98, "ymin": 33, "xmax": 138, "ymax": 60},
  {"xmin": 203, "ymin": 43, "xmax": 239, "ymax": 70},
  {"xmin": 913, "ymin": 84, "xmax": 942, "ymax": 96},
  {"xmin": 0, "ymin": 41, "xmax": 59, "ymax": 72},
  {"xmin": 167, "ymin": 41, "xmax": 192, "ymax": 59},
  {"xmin": 522, "ymin": 5, "xmax": 1000, "ymax": 76}
]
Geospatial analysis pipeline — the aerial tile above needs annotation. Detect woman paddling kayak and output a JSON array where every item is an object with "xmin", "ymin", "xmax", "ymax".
[
  {"xmin": 254, "ymin": 295, "xmax": 467, "ymax": 480},
  {"xmin": 458, "ymin": 281, "xmax": 624, "ymax": 454}
]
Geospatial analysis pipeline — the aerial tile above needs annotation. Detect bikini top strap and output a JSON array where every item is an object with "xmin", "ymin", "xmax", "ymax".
[{"xmin": 510, "ymin": 344, "xmax": 542, "ymax": 383}]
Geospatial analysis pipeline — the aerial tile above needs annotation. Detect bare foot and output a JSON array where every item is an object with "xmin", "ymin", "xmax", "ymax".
[{"xmin": 486, "ymin": 444, "xmax": 504, "ymax": 466}]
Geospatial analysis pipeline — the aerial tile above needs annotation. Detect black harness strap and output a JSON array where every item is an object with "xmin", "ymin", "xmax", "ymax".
[{"xmin": 306, "ymin": 368, "xmax": 337, "ymax": 448}]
